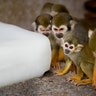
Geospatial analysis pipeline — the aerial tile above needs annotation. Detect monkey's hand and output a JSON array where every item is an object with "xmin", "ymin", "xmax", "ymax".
[{"xmin": 56, "ymin": 59, "xmax": 72, "ymax": 75}]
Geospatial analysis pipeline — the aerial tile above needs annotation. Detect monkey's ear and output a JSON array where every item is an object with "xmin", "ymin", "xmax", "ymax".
[
  {"xmin": 31, "ymin": 22, "xmax": 37, "ymax": 31},
  {"xmin": 75, "ymin": 44, "xmax": 84, "ymax": 52},
  {"xmin": 88, "ymin": 29, "xmax": 93, "ymax": 38},
  {"xmin": 69, "ymin": 20, "xmax": 76, "ymax": 30}
]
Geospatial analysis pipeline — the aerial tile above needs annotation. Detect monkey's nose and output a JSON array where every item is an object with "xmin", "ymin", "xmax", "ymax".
[
  {"xmin": 43, "ymin": 33, "xmax": 49, "ymax": 37},
  {"xmin": 56, "ymin": 33, "xmax": 63, "ymax": 38},
  {"xmin": 65, "ymin": 49, "xmax": 70, "ymax": 54}
]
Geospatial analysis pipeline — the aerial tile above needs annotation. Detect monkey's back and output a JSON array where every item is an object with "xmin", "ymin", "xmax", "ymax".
[{"xmin": 89, "ymin": 29, "xmax": 96, "ymax": 51}]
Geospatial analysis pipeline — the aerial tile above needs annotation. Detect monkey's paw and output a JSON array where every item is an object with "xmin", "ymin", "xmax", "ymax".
[
  {"xmin": 68, "ymin": 75, "xmax": 81, "ymax": 82},
  {"xmin": 74, "ymin": 79, "xmax": 92, "ymax": 86}
]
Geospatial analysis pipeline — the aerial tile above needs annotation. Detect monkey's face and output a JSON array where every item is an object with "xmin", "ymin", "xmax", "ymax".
[
  {"xmin": 61, "ymin": 42, "xmax": 75, "ymax": 55},
  {"xmin": 52, "ymin": 25, "xmax": 68, "ymax": 39},
  {"xmin": 37, "ymin": 25, "xmax": 51, "ymax": 37},
  {"xmin": 61, "ymin": 40, "xmax": 84, "ymax": 55}
]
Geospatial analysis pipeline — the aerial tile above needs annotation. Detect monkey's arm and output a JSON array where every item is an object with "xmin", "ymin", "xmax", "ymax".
[
  {"xmin": 51, "ymin": 48, "xmax": 60, "ymax": 69},
  {"xmin": 56, "ymin": 59, "xmax": 72, "ymax": 75},
  {"xmin": 58, "ymin": 47, "xmax": 65, "ymax": 61}
]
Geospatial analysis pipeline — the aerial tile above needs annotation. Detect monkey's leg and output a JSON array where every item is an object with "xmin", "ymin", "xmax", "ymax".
[
  {"xmin": 58, "ymin": 47, "xmax": 65, "ymax": 62},
  {"xmin": 79, "ymin": 62, "xmax": 93, "ymax": 85},
  {"xmin": 56, "ymin": 59, "xmax": 72, "ymax": 75},
  {"xmin": 92, "ymin": 58, "xmax": 96, "ymax": 87},
  {"xmin": 68, "ymin": 66, "xmax": 84, "ymax": 82}
]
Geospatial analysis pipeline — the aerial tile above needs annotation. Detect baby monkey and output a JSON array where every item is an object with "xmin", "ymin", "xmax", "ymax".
[
  {"xmin": 32, "ymin": 13, "xmax": 52, "ymax": 37},
  {"xmin": 61, "ymin": 35, "xmax": 95, "ymax": 86}
]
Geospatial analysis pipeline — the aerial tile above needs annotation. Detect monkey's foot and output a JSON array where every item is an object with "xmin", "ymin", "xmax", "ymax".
[
  {"xmin": 74, "ymin": 79, "xmax": 92, "ymax": 86},
  {"xmin": 68, "ymin": 75, "xmax": 82, "ymax": 82},
  {"xmin": 92, "ymin": 81, "xmax": 96, "ymax": 87}
]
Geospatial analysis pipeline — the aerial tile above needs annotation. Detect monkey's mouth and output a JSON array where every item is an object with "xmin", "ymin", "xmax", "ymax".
[
  {"xmin": 64, "ymin": 49, "xmax": 70, "ymax": 54},
  {"xmin": 56, "ymin": 33, "xmax": 63, "ymax": 38},
  {"xmin": 43, "ymin": 33, "xmax": 49, "ymax": 37}
]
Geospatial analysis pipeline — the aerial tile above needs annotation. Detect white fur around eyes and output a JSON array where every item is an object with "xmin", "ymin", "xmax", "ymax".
[
  {"xmin": 52, "ymin": 25, "xmax": 68, "ymax": 33},
  {"xmin": 38, "ymin": 25, "xmax": 51, "ymax": 33}
]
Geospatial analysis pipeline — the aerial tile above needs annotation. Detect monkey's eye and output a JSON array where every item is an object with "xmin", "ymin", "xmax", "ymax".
[
  {"xmin": 64, "ymin": 42, "xmax": 69, "ymax": 48},
  {"xmin": 65, "ymin": 44, "xmax": 68, "ymax": 47},
  {"xmin": 69, "ymin": 46, "xmax": 73, "ymax": 49},
  {"xmin": 54, "ymin": 28, "xmax": 58, "ymax": 31},
  {"xmin": 59, "ymin": 28, "xmax": 64, "ymax": 31},
  {"xmin": 69, "ymin": 45, "xmax": 74, "ymax": 50}
]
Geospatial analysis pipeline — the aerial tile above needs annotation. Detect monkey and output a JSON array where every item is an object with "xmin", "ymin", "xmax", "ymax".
[
  {"xmin": 31, "ymin": 13, "xmax": 53, "ymax": 37},
  {"xmin": 48, "ymin": 32, "xmax": 65, "ymax": 70},
  {"xmin": 89, "ymin": 29, "xmax": 96, "ymax": 87},
  {"xmin": 60, "ymin": 35, "xmax": 95, "ymax": 86},
  {"xmin": 51, "ymin": 12, "xmax": 89, "ymax": 44},
  {"xmin": 51, "ymin": 12, "xmax": 73, "ymax": 39},
  {"xmin": 41, "ymin": 2, "xmax": 69, "ymax": 16}
]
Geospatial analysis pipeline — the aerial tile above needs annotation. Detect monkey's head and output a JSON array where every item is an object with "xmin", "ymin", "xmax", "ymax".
[
  {"xmin": 32, "ymin": 14, "xmax": 53, "ymax": 37},
  {"xmin": 51, "ymin": 13, "xmax": 74, "ymax": 39},
  {"xmin": 50, "ymin": 4, "xmax": 69, "ymax": 16},
  {"xmin": 61, "ymin": 36, "xmax": 84, "ymax": 55}
]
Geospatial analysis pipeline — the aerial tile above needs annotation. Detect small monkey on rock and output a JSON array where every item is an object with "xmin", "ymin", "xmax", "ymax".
[{"xmin": 61, "ymin": 35, "xmax": 95, "ymax": 86}]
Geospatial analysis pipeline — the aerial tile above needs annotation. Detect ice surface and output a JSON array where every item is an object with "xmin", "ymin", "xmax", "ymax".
[{"xmin": 0, "ymin": 22, "xmax": 51, "ymax": 87}]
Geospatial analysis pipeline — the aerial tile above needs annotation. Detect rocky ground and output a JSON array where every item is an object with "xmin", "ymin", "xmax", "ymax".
[
  {"xmin": 0, "ymin": 71, "xmax": 96, "ymax": 96},
  {"xmin": 0, "ymin": 0, "xmax": 96, "ymax": 96}
]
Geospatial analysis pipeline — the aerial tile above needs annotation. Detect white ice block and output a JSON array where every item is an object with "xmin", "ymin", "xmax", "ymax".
[{"xmin": 0, "ymin": 22, "xmax": 51, "ymax": 87}]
